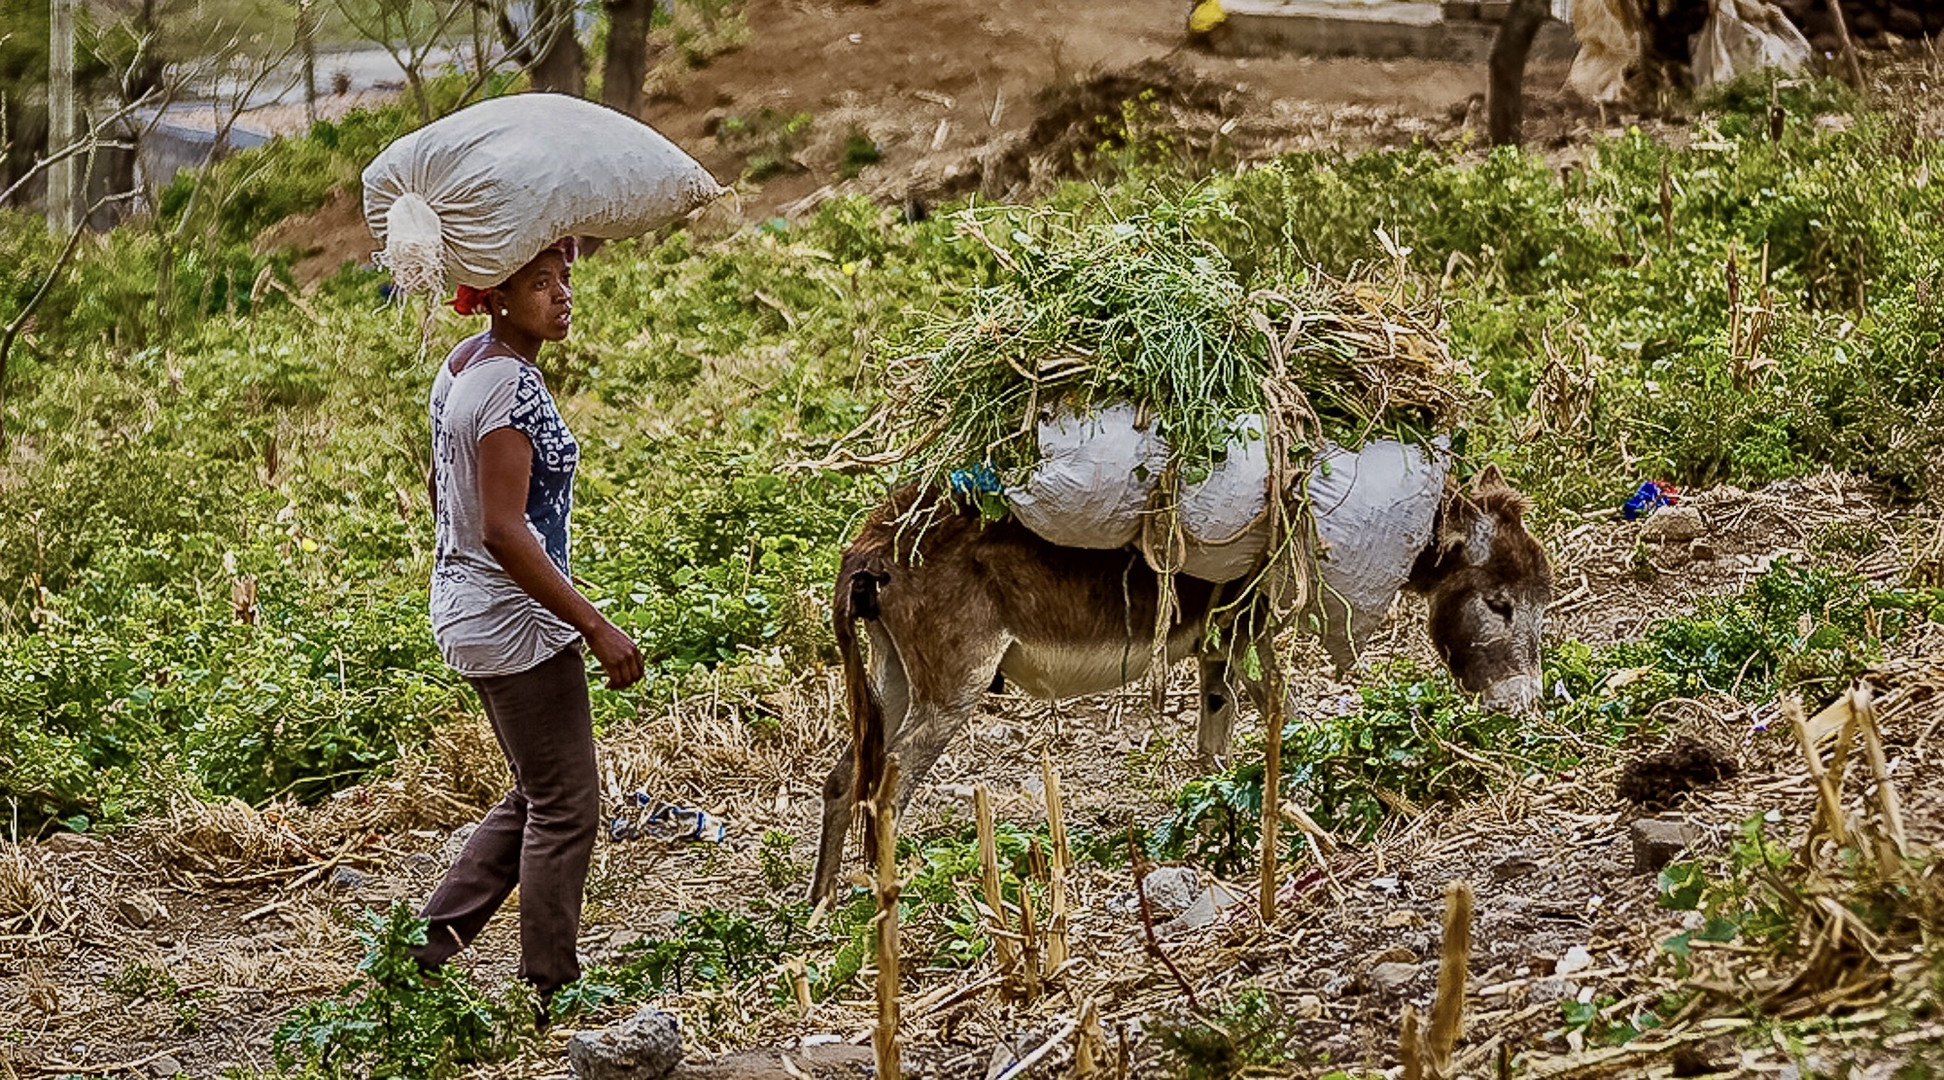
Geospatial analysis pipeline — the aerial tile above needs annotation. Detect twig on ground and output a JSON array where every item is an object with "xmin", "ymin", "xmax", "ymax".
[{"xmin": 1127, "ymin": 827, "xmax": 1199, "ymax": 1013}]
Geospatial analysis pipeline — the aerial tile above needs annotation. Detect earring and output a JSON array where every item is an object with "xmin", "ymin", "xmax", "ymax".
[{"xmin": 499, "ymin": 308, "xmax": 509, "ymax": 316}]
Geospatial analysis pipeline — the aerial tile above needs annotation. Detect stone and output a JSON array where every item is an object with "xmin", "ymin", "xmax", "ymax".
[
  {"xmin": 146, "ymin": 1055, "xmax": 186, "ymax": 1078},
  {"xmin": 1294, "ymin": 994, "xmax": 1324, "ymax": 1019},
  {"xmin": 568, "ymin": 1005, "xmax": 683, "ymax": 1080},
  {"xmin": 1139, "ymin": 866, "xmax": 1200, "ymax": 913},
  {"xmin": 1554, "ymin": 945, "xmax": 1594, "ymax": 976},
  {"xmin": 117, "ymin": 893, "xmax": 167, "ymax": 928},
  {"xmin": 400, "ymin": 852, "xmax": 440, "ymax": 876},
  {"xmin": 1641, "ymin": 505, "xmax": 1705, "ymax": 543},
  {"xmin": 439, "ymin": 823, "xmax": 479, "ymax": 865},
  {"xmin": 41, "ymin": 832, "xmax": 98, "ymax": 854},
  {"xmin": 1489, "ymin": 855, "xmax": 1540, "ymax": 882},
  {"xmin": 1380, "ymin": 909, "xmax": 1424, "ymax": 929},
  {"xmin": 1528, "ymin": 976, "xmax": 1575, "ymax": 1003},
  {"xmin": 1368, "ymin": 961, "xmax": 1420, "ymax": 995},
  {"xmin": 327, "ymin": 867, "xmax": 367, "ymax": 891},
  {"xmin": 1631, "ymin": 818, "xmax": 1701, "ymax": 874},
  {"xmin": 983, "ymin": 1043, "xmax": 1020, "ymax": 1080},
  {"xmin": 1156, "ymin": 882, "xmax": 1249, "ymax": 934},
  {"xmin": 1367, "ymin": 945, "xmax": 1416, "ymax": 966}
]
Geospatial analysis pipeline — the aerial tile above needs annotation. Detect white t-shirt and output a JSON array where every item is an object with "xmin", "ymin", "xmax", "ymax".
[{"xmin": 428, "ymin": 344, "xmax": 582, "ymax": 677}]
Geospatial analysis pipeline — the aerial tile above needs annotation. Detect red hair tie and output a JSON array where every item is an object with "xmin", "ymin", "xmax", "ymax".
[{"xmin": 448, "ymin": 283, "xmax": 490, "ymax": 316}]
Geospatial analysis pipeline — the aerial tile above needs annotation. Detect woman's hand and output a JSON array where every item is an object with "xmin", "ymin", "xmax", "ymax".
[{"xmin": 586, "ymin": 619, "xmax": 644, "ymax": 689}]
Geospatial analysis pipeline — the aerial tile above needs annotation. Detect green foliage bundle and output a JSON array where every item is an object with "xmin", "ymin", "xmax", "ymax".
[
  {"xmin": 274, "ymin": 904, "xmax": 536, "ymax": 1079},
  {"xmin": 878, "ymin": 193, "xmax": 1474, "ymax": 493}
]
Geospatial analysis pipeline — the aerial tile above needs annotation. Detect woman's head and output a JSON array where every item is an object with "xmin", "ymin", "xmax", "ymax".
[{"xmin": 449, "ymin": 238, "xmax": 576, "ymax": 350}]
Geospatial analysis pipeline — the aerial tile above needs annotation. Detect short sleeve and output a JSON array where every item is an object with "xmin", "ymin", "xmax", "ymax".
[{"xmin": 471, "ymin": 364, "xmax": 546, "ymax": 443}]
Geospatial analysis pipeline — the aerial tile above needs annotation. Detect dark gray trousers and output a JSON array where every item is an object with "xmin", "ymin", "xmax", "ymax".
[{"xmin": 412, "ymin": 646, "xmax": 599, "ymax": 992}]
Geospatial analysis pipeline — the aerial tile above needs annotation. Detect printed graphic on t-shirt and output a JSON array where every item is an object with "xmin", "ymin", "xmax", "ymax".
[{"xmin": 507, "ymin": 365, "xmax": 578, "ymax": 575}]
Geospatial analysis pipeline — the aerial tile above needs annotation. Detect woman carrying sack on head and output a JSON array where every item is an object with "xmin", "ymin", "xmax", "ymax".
[{"xmin": 413, "ymin": 236, "xmax": 643, "ymax": 1009}]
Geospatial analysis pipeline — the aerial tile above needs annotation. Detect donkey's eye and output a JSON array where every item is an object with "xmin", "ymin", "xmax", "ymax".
[{"xmin": 1485, "ymin": 597, "xmax": 1513, "ymax": 621}]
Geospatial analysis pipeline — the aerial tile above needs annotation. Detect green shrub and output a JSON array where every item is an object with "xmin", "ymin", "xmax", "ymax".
[{"xmin": 275, "ymin": 904, "xmax": 536, "ymax": 1079}]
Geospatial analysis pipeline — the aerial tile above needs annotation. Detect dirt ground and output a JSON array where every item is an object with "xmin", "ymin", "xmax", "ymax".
[{"xmin": 5, "ymin": 471, "xmax": 1939, "ymax": 1078}]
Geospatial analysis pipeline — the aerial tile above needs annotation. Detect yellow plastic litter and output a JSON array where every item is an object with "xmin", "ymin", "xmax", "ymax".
[{"xmin": 1188, "ymin": 0, "xmax": 1226, "ymax": 34}]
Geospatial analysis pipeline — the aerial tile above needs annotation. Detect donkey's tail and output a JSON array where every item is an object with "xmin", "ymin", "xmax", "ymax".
[{"xmin": 833, "ymin": 547, "xmax": 891, "ymax": 854}]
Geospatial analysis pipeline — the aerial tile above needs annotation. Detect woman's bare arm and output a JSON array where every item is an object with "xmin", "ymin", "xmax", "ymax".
[{"xmin": 477, "ymin": 427, "xmax": 643, "ymax": 688}]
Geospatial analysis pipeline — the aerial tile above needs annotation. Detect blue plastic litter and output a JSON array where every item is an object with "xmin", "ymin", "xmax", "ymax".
[
  {"xmin": 609, "ymin": 793, "xmax": 726, "ymax": 844},
  {"xmin": 949, "ymin": 463, "xmax": 1002, "ymax": 496},
  {"xmin": 1621, "ymin": 479, "xmax": 1680, "ymax": 521},
  {"xmin": 647, "ymin": 803, "xmax": 726, "ymax": 844}
]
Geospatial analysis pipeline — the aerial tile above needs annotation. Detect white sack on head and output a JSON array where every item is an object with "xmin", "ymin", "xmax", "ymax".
[
  {"xmin": 1007, "ymin": 403, "xmax": 1168, "ymax": 550},
  {"xmin": 1173, "ymin": 414, "xmax": 1273, "ymax": 583},
  {"xmin": 1691, "ymin": 0, "xmax": 1812, "ymax": 90},
  {"xmin": 361, "ymin": 92, "xmax": 724, "ymax": 291},
  {"xmin": 1307, "ymin": 438, "xmax": 1450, "ymax": 672}
]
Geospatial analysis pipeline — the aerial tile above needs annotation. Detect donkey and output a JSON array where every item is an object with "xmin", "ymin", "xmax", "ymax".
[{"xmin": 809, "ymin": 466, "xmax": 1551, "ymax": 901}]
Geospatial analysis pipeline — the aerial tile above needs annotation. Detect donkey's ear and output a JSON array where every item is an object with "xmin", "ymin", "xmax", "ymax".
[
  {"xmin": 1472, "ymin": 463, "xmax": 1508, "ymax": 493},
  {"xmin": 1414, "ymin": 482, "xmax": 1490, "ymax": 586}
]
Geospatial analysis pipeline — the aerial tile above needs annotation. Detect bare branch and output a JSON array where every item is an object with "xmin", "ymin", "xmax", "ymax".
[
  {"xmin": 454, "ymin": 0, "xmax": 578, "ymax": 107},
  {"xmin": 0, "ymin": 89, "xmax": 161, "ymax": 207},
  {"xmin": 0, "ymin": 139, "xmax": 126, "ymax": 451}
]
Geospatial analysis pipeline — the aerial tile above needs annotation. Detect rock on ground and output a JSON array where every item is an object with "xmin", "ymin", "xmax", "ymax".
[
  {"xmin": 1139, "ymin": 866, "xmax": 1199, "ymax": 913},
  {"xmin": 569, "ymin": 1005, "xmax": 683, "ymax": 1080},
  {"xmin": 117, "ymin": 893, "xmax": 167, "ymax": 928},
  {"xmin": 1631, "ymin": 817, "xmax": 1704, "ymax": 874},
  {"xmin": 1367, "ymin": 961, "xmax": 1421, "ymax": 995},
  {"xmin": 440, "ymin": 822, "xmax": 479, "ymax": 865}
]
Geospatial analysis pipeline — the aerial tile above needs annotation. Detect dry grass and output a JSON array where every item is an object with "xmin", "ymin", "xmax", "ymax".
[
  {"xmin": 143, "ymin": 794, "xmax": 311, "ymax": 878},
  {"xmin": 0, "ymin": 839, "xmax": 60, "ymax": 933}
]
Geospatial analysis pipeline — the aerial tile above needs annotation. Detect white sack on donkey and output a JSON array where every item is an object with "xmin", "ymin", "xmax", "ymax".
[
  {"xmin": 998, "ymin": 401, "xmax": 1453, "ymax": 657},
  {"xmin": 361, "ymin": 93, "xmax": 725, "ymax": 294}
]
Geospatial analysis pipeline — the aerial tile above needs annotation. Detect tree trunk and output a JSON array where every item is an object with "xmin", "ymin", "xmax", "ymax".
[
  {"xmin": 601, "ymin": 0, "xmax": 655, "ymax": 115},
  {"xmin": 484, "ymin": 0, "xmax": 537, "ymax": 69},
  {"xmin": 49, "ymin": 0, "xmax": 77, "ymax": 233},
  {"xmin": 529, "ymin": 0, "xmax": 586, "ymax": 96},
  {"xmin": 1487, "ymin": 0, "xmax": 1551, "ymax": 147}
]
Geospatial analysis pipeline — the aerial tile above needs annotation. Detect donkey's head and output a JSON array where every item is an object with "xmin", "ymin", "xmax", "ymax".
[{"xmin": 1409, "ymin": 466, "xmax": 1552, "ymax": 714}]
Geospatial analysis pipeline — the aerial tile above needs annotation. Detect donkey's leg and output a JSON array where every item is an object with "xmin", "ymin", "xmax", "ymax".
[
  {"xmin": 811, "ymin": 749, "xmax": 858, "ymax": 903},
  {"xmin": 810, "ymin": 626, "xmax": 912, "ymax": 903},
  {"xmin": 887, "ymin": 637, "xmax": 1010, "ymax": 815},
  {"xmin": 1196, "ymin": 652, "xmax": 1241, "ymax": 768},
  {"xmin": 1200, "ymin": 608, "xmax": 1301, "ymax": 766}
]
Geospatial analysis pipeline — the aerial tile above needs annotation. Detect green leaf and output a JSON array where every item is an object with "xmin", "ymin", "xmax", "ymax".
[{"xmin": 1657, "ymin": 862, "xmax": 1708, "ymax": 910}]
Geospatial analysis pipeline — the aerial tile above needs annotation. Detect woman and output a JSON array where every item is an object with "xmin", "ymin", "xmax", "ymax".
[{"xmin": 414, "ymin": 237, "xmax": 643, "ymax": 1004}]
